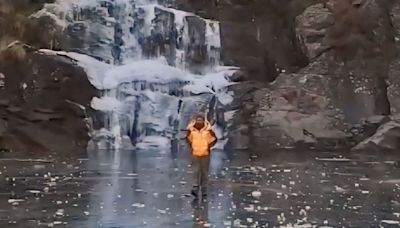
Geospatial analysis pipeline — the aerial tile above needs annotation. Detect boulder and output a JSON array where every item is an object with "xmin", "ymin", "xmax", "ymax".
[
  {"xmin": 0, "ymin": 42, "xmax": 97, "ymax": 154},
  {"xmin": 353, "ymin": 120, "xmax": 400, "ymax": 151},
  {"xmin": 295, "ymin": 3, "xmax": 333, "ymax": 60},
  {"xmin": 249, "ymin": 73, "xmax": 350, "ymax": 148}
]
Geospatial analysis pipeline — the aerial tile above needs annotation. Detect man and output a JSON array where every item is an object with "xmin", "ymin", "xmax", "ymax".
[{"xmin": 186, "ymin": 114, "xmax": 217, "ymax": 199}]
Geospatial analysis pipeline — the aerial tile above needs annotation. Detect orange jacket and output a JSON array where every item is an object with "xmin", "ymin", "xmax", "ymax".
[{"xmin": 186, "ymin": 120, "xmax": 217, "ymax": 157}]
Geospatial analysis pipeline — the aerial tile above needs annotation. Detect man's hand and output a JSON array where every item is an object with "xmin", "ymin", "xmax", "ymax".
[{"xmin": 209, "ymin": 130, "xmax": 217, "ymax": 149}]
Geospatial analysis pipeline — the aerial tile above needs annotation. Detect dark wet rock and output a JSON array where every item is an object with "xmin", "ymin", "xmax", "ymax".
[
  {"xmin": 388, "ymin": 2, "xmax": 400, "ymax": 114},
  {"xmin": 22, "ymin": 111, "xmax": 63, "ymax": 122},
  {"xmin": 229, "ymin": 70, "xmax": 249, "ymax": 82},
  {"xmin": 6, "ymin": 106, "xmax": 22, "ymax": 114},
  {"xmin": 226, "ymin": 81, "xmax": 266, "ymax": 111},
  {"xmin": 23, "ymin": 12, "xmax": 65, "ymax": 51},
  {"xmin": 63, "ymin": 7, "xmax": 116, "ymax": 63},
  {"xmin": 392, "ymin": 2, "xmax": 400, "ymax": 42},
  {"xmin": 388, "ymin": 59, "xmax": 400, "ymax": 114},
  {"xmin": 0, "ymin": 99, "xmax": 9, "ymax": 107},
  {"xmin": 183, "ymin": 16, "xmax": 207, "ymax": 72},
  {"xmin": 34, "ymin": 107, "xmax": 55, "ymax": 114},
  {"xmin": 148, "ymin": 6, "xmax": 177, "ymax": 65},
  {"xmin": 0, "ymin": 119, "xmax": 6, "ymax": 137},
  {"xmin": 325, "ymin": 0, "xmax": 395, "ymax": 60},
  {"xmin": 350, "ymin": 115, "xmax": 391, "ymax": 142},
  {"xmin": 0, "ymin": 42, "xmax": 97, "ymax": 153},
  {"xmin": 227, "ymin": 124, "xmax": 250, "ymax": 150},
  {"xmin": 353, "ymin": 120, "xmax": 400, "ymax": 151}
]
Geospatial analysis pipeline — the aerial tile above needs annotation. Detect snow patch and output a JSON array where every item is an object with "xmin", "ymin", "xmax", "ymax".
[{"xmin": 91, "ymin": 97, "xmax": 122, "ymax": 112}]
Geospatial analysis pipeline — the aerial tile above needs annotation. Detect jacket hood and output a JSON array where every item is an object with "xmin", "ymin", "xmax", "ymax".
[{"xmin": 187, "ymin": 119, "xmax": 212, "ymax": 131}]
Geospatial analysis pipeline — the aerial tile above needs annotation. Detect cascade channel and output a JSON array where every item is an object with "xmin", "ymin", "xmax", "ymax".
[{"xmin": 37, "ymin": 0, "xmax": 237, "ymax": 150}]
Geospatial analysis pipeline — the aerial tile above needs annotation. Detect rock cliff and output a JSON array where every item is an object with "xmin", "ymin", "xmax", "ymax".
[
  {"xmin": 0, "ymin": 42, "xmax": 97, "ymax": 153},
  {"xmin": 228, "ymin": 0, "xmax": 400, "ymax": 150}
]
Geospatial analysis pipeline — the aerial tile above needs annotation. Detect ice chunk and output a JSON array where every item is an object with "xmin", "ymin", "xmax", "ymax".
[
  {"xmin": 91, "ymin": 97, "xmax": 122, "ymax": 112},
  {"xmin": 251, "ymin": 191, "xmax": 261, "ymax": 198},
  {"xmin": 132, "ymin": 203, "xmax": 146, "ymax": 208},
  {"xmin": 382, "ymin": 220, "xmax": 400, "ymax": 225}
]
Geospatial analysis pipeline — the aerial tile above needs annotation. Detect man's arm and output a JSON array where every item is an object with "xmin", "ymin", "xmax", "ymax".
[
  {"xmin": 186, "ymin": 130, "xmax": 192, "ymax": 146},
  {"xmin": 209, "ymin": 130, "xmax": 217, "ymax": 148}
]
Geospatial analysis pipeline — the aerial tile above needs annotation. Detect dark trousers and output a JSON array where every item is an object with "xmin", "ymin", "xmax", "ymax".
[{"xmin": 192, "ymin": 155, "xmax": 210, "ymax": 192}]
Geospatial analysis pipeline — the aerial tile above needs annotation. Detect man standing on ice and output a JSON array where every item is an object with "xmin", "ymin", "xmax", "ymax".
[{"xmin": 186, "ymin": 114, "xmax": 217, "ymax": 200}]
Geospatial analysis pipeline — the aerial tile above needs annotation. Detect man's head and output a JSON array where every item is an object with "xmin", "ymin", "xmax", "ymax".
[{"xmin": 193, "ymin": 114, "xmax": 205, "ymax": 130}]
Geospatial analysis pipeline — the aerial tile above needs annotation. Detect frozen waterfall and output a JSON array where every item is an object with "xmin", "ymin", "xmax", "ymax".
[{"xmin": 37, "ymin": 0, "xmax": 237, "ymax": 150}]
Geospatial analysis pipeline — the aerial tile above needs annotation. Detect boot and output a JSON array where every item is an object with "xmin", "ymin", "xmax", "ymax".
[{"xmin": 191, "ymin": 186, "xmax": 200, "ymax": 198}]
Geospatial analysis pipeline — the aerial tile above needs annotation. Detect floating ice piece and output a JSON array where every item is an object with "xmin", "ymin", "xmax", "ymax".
[
  {"xmin": 279, "ymin": 224, "xmax": 313, "ymax": 228},
  {"xmin": 315, "ymin": 157, "xmax": 351, "ymax": 162},
  {"xmin": 244, "ymin": 204, "xmax": 255, "ymax": 212},
  {"xmin": 8, "ymin": 199, "xmax": 24, "ymax": 203},
  {"xmin": 334, "ymin": 185, "xmax": 346, "ymax": 193},
  {"xmin": 157, "ymin": 209, "xmax": 166, "ymax": 214},
  {"xmin": 299, "ymin": 209, "xmax": 307, "ymax": 216},
  {"xmin": 251, "ymin": 191, "xmax": 261, "ymax": 198},
  {"xmin": 381, "ymin": 220, "xmax": 400, "ymax": 225},
  {"xmin": 55, "ymin": 209, "xmax": 64, "ymax": 216},
  {"xmin": 132, "ymin": 203, "xmax": 146, "ymax": 208},
  {"xmin": 233, "ymin": 219, "xmax": 242, "ymax": 226}
]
